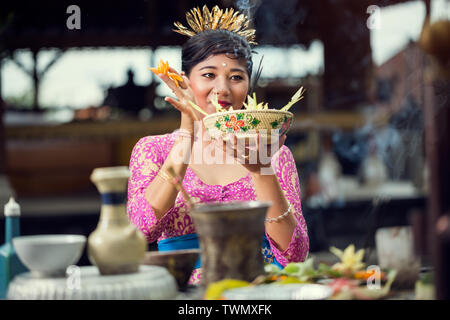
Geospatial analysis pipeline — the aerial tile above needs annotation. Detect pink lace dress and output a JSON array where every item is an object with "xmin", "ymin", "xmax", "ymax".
[{"xmin": 127, "ymin": 130, "xmax": 309, "ymax": 284}]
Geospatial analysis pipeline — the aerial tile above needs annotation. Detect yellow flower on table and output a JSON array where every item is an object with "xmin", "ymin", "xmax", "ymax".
[{"xmin": 329, "ymin": 244, "xmax": 365, "ymax": 275}]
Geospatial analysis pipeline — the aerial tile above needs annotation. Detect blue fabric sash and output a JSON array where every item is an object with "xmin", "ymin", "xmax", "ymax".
[
  {"xmin": 262, "ymin": 236, "xmax": 284, "ymax": 269},
  {"xmin": 158, "ymin": 233, "xmax": 283, "ymax": 270}
]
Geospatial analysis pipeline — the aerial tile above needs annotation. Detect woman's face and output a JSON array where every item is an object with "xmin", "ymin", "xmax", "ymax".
[{"xmin": 187, "ymin": 54, "xmax": 250, "ymax": 116}]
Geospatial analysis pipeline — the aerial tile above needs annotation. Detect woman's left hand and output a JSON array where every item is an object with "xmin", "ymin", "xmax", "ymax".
[{"xmin": 218, "ymin": 133, "xmax": 287, "ymax": 174}]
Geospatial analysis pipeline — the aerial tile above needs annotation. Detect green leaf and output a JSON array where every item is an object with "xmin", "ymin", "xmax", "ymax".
[
  {"xmin": 281, "ymin": 258, "xmax": 316, "ymax": 281},
  {"xmin": 284, "ymin": 263, "xmax": 301, "ymax": 274},
  {"xmin": 264, "ymin": 264, "xmax": 283, "ymax": 275},
  {"xmin": 237, "ymin": 113, "xmax": 244, "ymax": 120},
  {"xmin": 318, "ymin": 263, "xmax": 342, "ymax": 278},
  {"xmin": 251, "ymin": 118, "xmax": 261, "ymax": 126},
  {"xmin": 215, "ymin": 121, "xmax": 221, "ymax": 129}
]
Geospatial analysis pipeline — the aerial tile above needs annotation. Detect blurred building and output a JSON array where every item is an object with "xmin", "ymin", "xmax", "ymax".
[
  {"xmin": 375, "ymin": 40, "xmax": 426, "ymax": 113},
  {"xmin": 102, "ymin": 69, "xmax": 160, "ymax": 118},
  {"xmin": 374, "ymin": 41, "xmax": 426, "ymax": 185}
]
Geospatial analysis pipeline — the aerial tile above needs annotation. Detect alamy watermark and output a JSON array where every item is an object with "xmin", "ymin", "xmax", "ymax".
[
  {"xmin": 66, "ymin": 265, "xmax": 81, "ymax": 290},
  {"xmin": 65, "ymin": 4, "xmax": 382, "ymax": 31},
  {"xmin": 366, "ymin": 265, "xmax": 382, "ymax": 290},
  {"xmin": 66, "ymin": 5, "xmax": 81, "ymax": 30},
  {"xmin": 366, "ymin": 5, "xmax": 381, "ymax": 30}
]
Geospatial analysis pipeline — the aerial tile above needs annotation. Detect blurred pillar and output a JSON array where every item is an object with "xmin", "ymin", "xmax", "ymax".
[
  {"xmin": 420, "ymin": 15, "xmax": 450, "ymax": 299},
  {"xmin": 0, "ymin": 56, "xmax": 15, "ymax": 204},
  {"xmin": 423, "ymin": 72, "xmax": 450, "ymax": 300},
  {"xmin": 318, "ymin": 1, "xmax": 373, "ymax": 110},
  {"xmin": 0, "ymin": 57, "xmax": 5, "ymax": 175},
  {"xmin": 31, "ymin": 49, "xmax": 40, "ymax": 112}
]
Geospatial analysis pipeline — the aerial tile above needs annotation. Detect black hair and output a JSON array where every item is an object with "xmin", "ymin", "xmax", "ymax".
[{"xmin": 181, "ymin": 29, "xmax": 254, "ymax": 78}]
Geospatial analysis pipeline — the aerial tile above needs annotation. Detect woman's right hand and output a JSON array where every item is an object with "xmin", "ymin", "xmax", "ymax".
[{"xmin": 158, "ymin": 68, "xmax": 198, "ymax": 134}]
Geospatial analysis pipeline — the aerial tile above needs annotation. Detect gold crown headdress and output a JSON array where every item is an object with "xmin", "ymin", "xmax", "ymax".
[{"xmin": 173, "ymin": 5, "xmax": 257, "ymax": 45}]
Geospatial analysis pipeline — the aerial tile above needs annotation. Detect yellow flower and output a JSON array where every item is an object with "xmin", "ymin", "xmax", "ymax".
[
  {"xmin": 330, "ymin": 244, "xmax": 365, "ymax": 274},
  {"xmin": 204, "ymin": 279, "xmax": 251, "ymax": 300}
]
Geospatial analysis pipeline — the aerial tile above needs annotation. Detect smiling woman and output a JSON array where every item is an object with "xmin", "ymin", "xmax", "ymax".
[
  {"xmin": 185, "ymin": 53, "xmax": 250, "ymax": 116},
  {"xmin": 127, "ymin": 5, "xmax": 310, "ymax": 286}
]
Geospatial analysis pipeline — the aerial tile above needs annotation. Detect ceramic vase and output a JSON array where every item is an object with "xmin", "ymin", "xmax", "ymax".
[{"xmin": 88, "ymin": 166, "xmax": 147, "ymax": 275}]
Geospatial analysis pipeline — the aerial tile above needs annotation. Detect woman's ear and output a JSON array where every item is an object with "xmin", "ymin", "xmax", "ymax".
[{"xmin": 180, "ymin": 71, "xmax": 186, "ymax": 76}]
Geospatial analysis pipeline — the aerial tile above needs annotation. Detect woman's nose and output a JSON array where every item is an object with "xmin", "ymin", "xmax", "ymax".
[{"xmin": 214, "ymin": 77, "xmax": 231, "ymax": 96}]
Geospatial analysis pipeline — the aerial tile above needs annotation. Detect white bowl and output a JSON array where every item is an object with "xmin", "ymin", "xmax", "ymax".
[{"xmin": 13, "ymin": 234, "xmax": 86, "ymax": 278}]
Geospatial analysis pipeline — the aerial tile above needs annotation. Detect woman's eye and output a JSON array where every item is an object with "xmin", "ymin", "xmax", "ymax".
[
  {"xmin": 231, "ymin": 75, "xmax": 244, "ymax": 81},
  {"xmin": 202, "ymin": 73, "xmax": 215, "ymax": 78}
]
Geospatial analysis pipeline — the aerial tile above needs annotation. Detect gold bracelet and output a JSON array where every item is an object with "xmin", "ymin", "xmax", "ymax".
[
  {"xmin": 177, "ymin": 129, "xmax": 197, "ymax": 141},
  {"xmin": 177, "ymin": 135, "xmax": 193, "ymax": 142},
  {"xmin": 157, "ymin": 169, "xmax": 181, "ymax": 185},
  {"xmin": 157, "ymin": 169, "xmax": 173, "ymax": 184}
]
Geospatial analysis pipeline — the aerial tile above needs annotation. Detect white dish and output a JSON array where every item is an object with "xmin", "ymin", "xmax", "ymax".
[
  {"xmin": 222, "ymin": 283, "xmax": 333, "ymax": 300},
  {"xmin": 13, "ymin": 234, "xmax": 86, "ymax": 278}
]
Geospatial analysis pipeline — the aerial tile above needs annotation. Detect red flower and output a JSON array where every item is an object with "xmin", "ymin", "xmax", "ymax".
[{"xmin": 225, "ymin": 115, "xmax": 245, "ymax": 132}]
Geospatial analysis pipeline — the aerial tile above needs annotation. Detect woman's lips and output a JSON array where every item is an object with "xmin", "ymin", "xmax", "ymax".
[{"xmin": 218, "ymin": 100, "xmax": 231, "ymax": 107}]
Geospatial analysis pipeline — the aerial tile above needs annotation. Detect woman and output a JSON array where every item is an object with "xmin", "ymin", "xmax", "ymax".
[{"xmin": 127, "ymin": 5, "xmax": 309, "ymax": 284}]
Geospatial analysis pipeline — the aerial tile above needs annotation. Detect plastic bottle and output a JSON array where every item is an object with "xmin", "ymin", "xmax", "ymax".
[{"xmin": 0, "ymin": 197, "xmax": 28, "ymax": 299}]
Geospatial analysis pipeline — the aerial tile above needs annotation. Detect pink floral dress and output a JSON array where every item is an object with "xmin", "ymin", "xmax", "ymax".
[{"xmin": 127, "ymin": 130, "xmax": 309, "ymax": 284}]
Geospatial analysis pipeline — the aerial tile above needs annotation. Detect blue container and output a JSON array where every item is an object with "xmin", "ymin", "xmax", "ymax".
[{"xmin": 0, "ymin": 198, "xmax": 28, "ymax": 299}]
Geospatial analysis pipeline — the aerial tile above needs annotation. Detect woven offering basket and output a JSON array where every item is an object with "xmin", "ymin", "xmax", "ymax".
[{"xmin": 203, "ymin": 109, "xmax": 294, "ymax": 141}]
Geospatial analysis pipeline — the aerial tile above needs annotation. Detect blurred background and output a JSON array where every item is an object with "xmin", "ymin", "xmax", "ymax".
[{"xmin": 0, "ymin": 0, "xmax": 449, "ymax": 296}]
